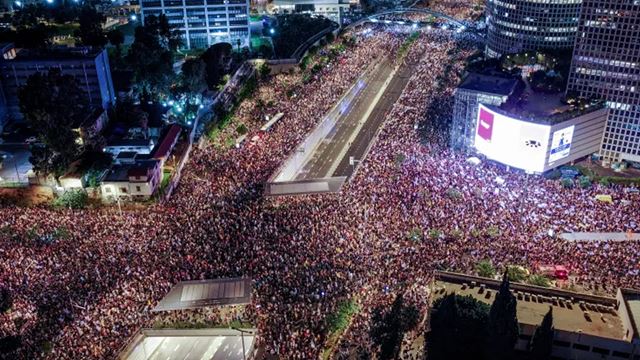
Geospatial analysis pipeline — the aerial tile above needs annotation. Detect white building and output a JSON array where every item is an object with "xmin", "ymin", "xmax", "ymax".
[
  {"xmin": 271, "ymin": 0, "xmax": 350, "ymax": 24},
  {"xmin": 100, "ymin": 159, "xmax": 161, "ymax": 202},
  {"xmin": 139, "ymin": 0, "xmax": 250, "ymax": 49}
]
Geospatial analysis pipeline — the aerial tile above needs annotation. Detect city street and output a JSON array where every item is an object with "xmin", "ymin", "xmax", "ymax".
[{"xmin": 295, "ymin": 58, "xmax": 396, "ymax": 180}]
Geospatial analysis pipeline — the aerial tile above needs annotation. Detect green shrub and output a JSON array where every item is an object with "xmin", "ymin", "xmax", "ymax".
[
  {"xmin": 475, "ymin": 260, "xmax": 496, "ymax": 278},
  {"xmin": 326, "ymin": 299, "xmax": 359, "ymax": 333},
  {"xmin": 561, "ymin": 178, "xmax": 574, "ymax": 189},
  {"xmin": 53, "ymin": 190, "xmax": 88, "ymax": 209},
  {"xmin": 407, "ymin": 227, "xmax": 423, "ymax": 242},
  {"xmin": 506, "ymin": 265, "xmax": 529, "ymax": 283},
  {"xmin": 236, "ymin": 123, "xmax": 248, "ymax": 135},
  {"xmin": 428, "ymin": 228, "xmax": 442, "ymax": 240},
  {"xmin": 579, "ymin": 176, "xmax": 591, "ymax": 189},
  {"xmin": 528, "ymin": 274, "xmax": 551, "ymax": 287},
  {"xmin": 485, "ymin": 226, "xmax": 500, "ymax": 238},
  {"xmin": 447, "ymin": 188, "xmax": 462, "ymax": 200},
  {"xmin": 544, "ymin": 169, "xmax": 561, "ymax": 180}
]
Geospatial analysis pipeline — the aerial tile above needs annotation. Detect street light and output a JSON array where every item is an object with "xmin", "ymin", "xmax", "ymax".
[{"xmin": 231, "ymin": 327, "xmax": 254, "ymax": 360}]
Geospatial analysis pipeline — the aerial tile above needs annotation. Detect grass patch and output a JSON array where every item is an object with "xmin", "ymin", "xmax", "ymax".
[
  {"xmin": 207, "ymin": 74, "xmax": 258, "ymax": 143},
  {"xmin": 160, "ymin": 170, "xmax": 172, "ymax": 191},
  {"xmin": 51, "ymin": 23, "xmax": 79, "ymax": 36},
  {"xmin": 323, "ymin": 299, "xmax": 360, "ymax": 360},
  {"xmin": 397, "ymin": 31, "xmax": 420, "ymax": 60}
]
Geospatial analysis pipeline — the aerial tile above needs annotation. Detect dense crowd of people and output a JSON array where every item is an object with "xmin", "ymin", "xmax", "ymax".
[{"xmin": 0, "ymin": 18, "xmax": 639, "ymax": 360}]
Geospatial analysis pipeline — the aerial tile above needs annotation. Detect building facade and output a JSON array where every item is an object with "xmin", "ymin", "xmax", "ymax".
[
  {"xmin": 433, "ymin": 272, "xmax": 640, "ymax": 360},
  {"xmin": 566, "ymin": 0, "xmax": 640, "ymax": 164},
  {"xmin": 271, "ymin": 0, "xmax": 349, "ymax": 25},
  {"xmin": 0, "ymin": 44, "xmax": 116, "ymax": 121},
  {"xmin": 100, "ymin": 159, "xmax": 162, "ymax": 202},
  {"xmin": 139, "ymin": 0, "xmax": 250, "ymax": 49},
  {"xmin": 451, "ymin": 73, "xmax": 519, "ymax": 150},
  {"xmin": 485, "ymin": 0, "xmax": 582, "ymax": 58}
]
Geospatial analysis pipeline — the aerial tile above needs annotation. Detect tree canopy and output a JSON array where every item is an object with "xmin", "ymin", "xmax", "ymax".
[
  {"xmin": 126, "ymin": 14, "xmax": 181, "ymax": 101},
  {"xmin": 180, "ymin": 58, "xmax": 207, "ymax": 95},
  {"xmin": 201, "ymin": 42, "xmax": 232, "ymax": 90},
  {"xmin": 18, "ymin": 70, "xmax": 89, "ymax": 178},
  {"xmin": 427, "ymin": 293, "xmax": 490, "ymax": 360},
  {"xmin": 485, "ymin": 272, "xmax": 519, "ymax": 360},
  {"xmin": 370, "ymin": 294, "xmax": 419, "ymax": 360},
  {"xmin": 531, "ymin": 307, "xmax": 554, "ymax": 360},
  {"xmin": 74, "ymin": 5, "xmax": 107, "ymax": 48}
]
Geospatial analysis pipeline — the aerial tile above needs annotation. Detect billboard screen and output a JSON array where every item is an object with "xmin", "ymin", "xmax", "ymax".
[
  {"xmin": 474, "ymin": 104, "xmax": 550, "ymax": 173},
  {"xmin": 549, "ymin": 125, "xmax": 575, "ymax": 163}
]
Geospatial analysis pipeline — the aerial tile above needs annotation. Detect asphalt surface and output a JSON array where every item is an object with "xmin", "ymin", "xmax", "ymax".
[
  {"xmin": 333, "ymin": 56, "xmax": 417, "ymax": 178},
  {"xmin": 296, "ymin": 58, "xmax": 395, "ymax": 180}
]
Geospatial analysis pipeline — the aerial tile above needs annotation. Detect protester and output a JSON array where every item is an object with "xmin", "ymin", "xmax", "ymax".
[{"xmin": 0, "ymin": 23, "xmax": 638, "ymax": 360}]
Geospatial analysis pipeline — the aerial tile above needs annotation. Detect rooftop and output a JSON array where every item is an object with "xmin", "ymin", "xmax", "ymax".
[
  {"xmin": 120, "ymin": 328, "xmax": 255, "ymax": 360},
  {"xmin": 151, "ymin": 124, "xmax": 181, "ymax": 160},
  {"xmin": 153, "ymin": 278, "xmax": 252, "ymax": 312},
  {"xmin": 0, "ymin": 44, "xmax": 104, "ymax": 62},
  {"xmin": 102, "ymin": 159, "xmax": 159, "ymax": 182},
  {"xmin": 457, "ymin": 72, "xmax": 520, "ymax": 97},
  {"xmin": 621, "ymin": 288, "xmax": 640, "ymax": 340},
  {"xmin": 434, "ymin": 272, "xmax": 626, "ymax": 340},
  {"xmin": 106, "ymin": 138, "xmax": 154, "ymax": 148}
]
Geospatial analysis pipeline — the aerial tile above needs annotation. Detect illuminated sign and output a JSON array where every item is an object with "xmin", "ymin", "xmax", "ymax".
[
  {"xmin": 549, "ymin": 125, "xmax": 575, "ymax": 163},
  {"xmin": 474, "ymin": 104, "xmax": 550, "ymax": 173}
]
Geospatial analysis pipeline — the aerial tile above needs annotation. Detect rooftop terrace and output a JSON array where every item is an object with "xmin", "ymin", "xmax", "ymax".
[{"xmin": 433, "ymin": 272, "xmax": 626, "ymax": 340}]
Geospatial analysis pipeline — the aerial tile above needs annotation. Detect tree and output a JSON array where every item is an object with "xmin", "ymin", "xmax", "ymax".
[
  {"xmin": 14, "ymin": 24, "xmax": 52, "ymax": 49},
  {"xmin": 74, "ymin": 5, "xmax": 107, "ymax": 47},
  {"xmin": 530, "ymin": 307, "xmax": 554, "ymax": 360},
  {"xmin": 201, "ymin": 42, "xmax": 232, "ymax": 90},
  {"xmin": 109, "ymin": 97, "xmax": 149, "ymax": 130},
  {"xmin": 0, "ymin": 287, "xmax": 12, "ymax": 313},
  {"xmin": 180, "ymin": 58, "xmax": 207, "ymax": 94},
  {"xmin": 476, "ymin": 260, "xmax": 497, "ymax": 278},
  {"xmin": 370, "ymin": 294, "xmax": 419, "ymax": 360},
  {"xmin": 506, "ymin": 265, "xmax": 528, "ymax": 283},
  {"xmin": 126, "ymin": 14, "xmax": 181, "ymax": 100},
  {"xmin": 485, "ymin": 272, "xmax": 519, "ymax": 360},
  {"xmin": 107, "ymin": 28, "xmax": 125, "ymax": 60},
  {"xmin": 18, "ymin": 70, "xmax": 89, "ymax": 179},
  {"xmin": 427, "ymin": 294, "xmax": 490, "ymax": 360},
  {"xmin": 258, "ymin": 62, "xmax": 271, "ymax": 79},
  {"xmin": 258, "ymin": 44, "xmax": 273, "ymax": 59}
]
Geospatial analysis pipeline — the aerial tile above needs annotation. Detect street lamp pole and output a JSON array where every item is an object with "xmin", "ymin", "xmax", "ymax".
[{"xmin": 231, "ymin": 327, "xmax": 254, "ymax": 360}]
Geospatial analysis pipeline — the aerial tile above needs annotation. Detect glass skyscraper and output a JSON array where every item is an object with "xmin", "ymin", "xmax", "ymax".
[
  {"xmin": 485, "ymin": 0, "xmax": 582, "ymax": 58},
  {"xmin": 567, "ymin": 0, "xmax": 640, "ymax": 163}
]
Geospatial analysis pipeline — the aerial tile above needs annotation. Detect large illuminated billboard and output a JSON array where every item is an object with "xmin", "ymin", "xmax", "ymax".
[
  {"xmin": 549, "ymin": 125, "xmax": 575, "ymax": 163},
  {"xmin": 474, "ymin": 104, "xmax": 550, "ymax": 173}
]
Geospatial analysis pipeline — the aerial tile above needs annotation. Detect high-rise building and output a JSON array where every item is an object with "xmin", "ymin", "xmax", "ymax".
[
  {"xmin": 0, "ymin": 44, "xmax": 116, "ymax": 121},
  {"xmin": 485, "ymin": 0, "xmax": 582, "ymax": 58},
  {"xmin": 567, "ymin": 0, "xmax": 640, "ymax": 164},
  {"xmin": 139, "ymin": 0, "xmax": 250, "ymax": 49},
  {"xmin": 271, "ymin": 0, "xmax": 350, "ymax": 25}
]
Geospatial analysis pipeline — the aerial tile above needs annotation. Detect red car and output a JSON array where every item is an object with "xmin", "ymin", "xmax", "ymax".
[{"xmin": 536, "ymin": 265, "xmax": 569, "ymax": 280}]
